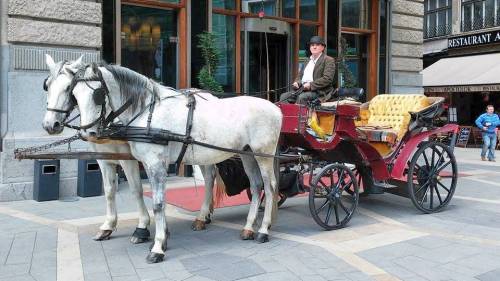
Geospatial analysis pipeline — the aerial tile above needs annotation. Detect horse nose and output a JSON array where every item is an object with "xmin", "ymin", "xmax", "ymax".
[{"xmin": 53, "ymin": 121, "xmax": 61, "ymax": 131}]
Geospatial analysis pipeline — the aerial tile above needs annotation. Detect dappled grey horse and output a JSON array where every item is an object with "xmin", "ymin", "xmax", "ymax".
[{"xmin": 42, "ymin": 57, "xmax": 282, "ymax": 263}]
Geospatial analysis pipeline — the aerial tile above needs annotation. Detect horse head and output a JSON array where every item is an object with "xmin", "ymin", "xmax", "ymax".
[{"xmin": 42, "ymin": 54, "xmax": 84, "ymax": 134}]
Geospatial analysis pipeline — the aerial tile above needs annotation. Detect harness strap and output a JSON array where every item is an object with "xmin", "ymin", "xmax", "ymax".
[{"xmin": 175, "ymin": 92, "xmax": 196, "ymax": 171}]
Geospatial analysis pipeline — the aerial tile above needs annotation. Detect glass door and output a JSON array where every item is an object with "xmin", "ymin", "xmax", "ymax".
[
  {"xmin": 121, "ymin": 5, "xmax": 178, "ymax": 87},
  {"xmin": 242, "ymin": 18, "xmax": 291, "ymax": 101}
]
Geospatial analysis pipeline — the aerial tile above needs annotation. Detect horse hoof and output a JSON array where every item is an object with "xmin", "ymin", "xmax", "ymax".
[
  {"xmin": 93, "ymin": 230, "xmax": 113, "ymax": 241},
  {"xmin": 191, "ymin": 219, "xmax": 206, "ymax": 231},
  {"xmin": 205, "ymin": 216, "xmax": 212, "ymax": 224},
  {"xmin": 256, "ymin": 233, "xmax": 269, "ymax": 243},
  {"xmin": 131, "ymin": 228, "xmax": 150, "ymax": 244},
  {"xmin": 130, "ymin": 236, "xmax": 148, "ymax": 244},
  {"xmin": 240, "ymin": 229, "xmax": 254, "ymax": 240},
  {"xmin": 146, "ymin": 252, "xmax": 164, "ymax": 264}
]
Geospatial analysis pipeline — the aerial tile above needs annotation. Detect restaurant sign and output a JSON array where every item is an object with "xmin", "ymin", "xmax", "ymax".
[
  {"xmin": 448, "ymin": 30, "xmax": 500, "ymax": 49},
  {"xmin": 425, "ymin": 84, "xmax": 500, "ymax": 93}
]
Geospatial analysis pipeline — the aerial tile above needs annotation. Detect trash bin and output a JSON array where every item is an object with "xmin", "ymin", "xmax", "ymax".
[
  {"xmin": 77, "ymin": 160, "xmax": 103, "ymax": 197},
  {"xmin": 33, "ymin": 160, "xmax": 59, "ymax": 202}
]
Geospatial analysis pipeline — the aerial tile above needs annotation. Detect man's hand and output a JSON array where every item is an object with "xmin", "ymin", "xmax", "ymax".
[
  {"xmin": 303, "ymin": 82, "xmax": 311, "ymax": 91},
  {"xmin": 292, "ymin": 82, "xmax": 300, "ymax": 89},
  {"xmin": 483, "ymin": 126, "xmax": 489, "ymax": 131}
]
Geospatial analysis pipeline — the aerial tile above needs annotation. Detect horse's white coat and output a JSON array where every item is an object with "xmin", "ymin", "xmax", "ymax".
[{"xmin": 42, "ymin": 55, "xmax": 150, "ymax": 239}]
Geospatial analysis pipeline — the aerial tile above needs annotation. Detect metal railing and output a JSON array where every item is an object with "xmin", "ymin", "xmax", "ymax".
[
  {"xmin": 424, "ymin": 23, "xmax": 452, "ymax": 39},
  {"xmin": 462, "ymin": 15, "xmax": 500, "ymax": 32}
]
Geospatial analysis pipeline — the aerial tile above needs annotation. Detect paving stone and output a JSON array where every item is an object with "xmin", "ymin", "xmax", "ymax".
[
  {"xmin": 111, "ymin": 275, "xmax": 140, "ymax": 281},
  {"xmin": 406, "ymin": 236, "xmax": 455, "ymax": 250},
  {"xmin": 84, "ymin": 271, "xmax": 112, "ymax": 281},
  {"xmin": 453, "ymin": 254, "xmax": 500, "ymax": 274},
  {"xmin": 6, "ymin": 232, "xmax": 36, "ymax": 265},
  {"xmin": 476, "ymin": 268, "xmax": 500, "ymax": 281},
  {"xmin": 106, "ymin": 254, "xmax": 137, "ymax": 277},
  {"xmin": 0, "ymin": 263, "xmax": 30, "ymax": 279},
  {"xmin": 0, "ymin": 274, "xmax": 35, "ymax": 281},
  {"xmin": 247, "ymin": 271, "xmax": 300, "ymax": 281},
  {"xmin": 136, "ymin": 267, "xmax": 165, "ymax": 281},
  {"xmin": 195, "ymin": 259, "xmax": 265, "ymax": 281},
  {"xmin": 161, "ymin": 269, "xmax": 193, "ymax": 281}
]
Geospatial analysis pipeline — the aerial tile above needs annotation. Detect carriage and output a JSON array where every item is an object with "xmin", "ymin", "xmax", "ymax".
[{"xmin": 221, "ymin": 90, "xmax": 459, "ymax": 230}]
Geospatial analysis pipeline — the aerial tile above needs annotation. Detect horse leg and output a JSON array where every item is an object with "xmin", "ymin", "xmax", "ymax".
[
  {"xmin": 143, "ymin": 160, "xmax": 169, "ymax": 263},
  {"xmin": 255, "ymin": 156, "xmax": 278, "ymax": 243},
  {"xmin": 94, "ymin": 160, "xmax": 118, "ymax": 241},
  {"xmin": 119, "ymin": 160, "xmax": 151, "ymax": 244},
  {"xmin": 192, "ymin": 165, "xmax": 216, "ymax": 231},
  {"xmin": 240, "ymin": 155, "xmax": 263, "ymax": 240}
]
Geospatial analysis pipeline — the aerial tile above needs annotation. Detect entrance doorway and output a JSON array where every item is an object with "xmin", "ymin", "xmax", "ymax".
[{"xmin": 242, "ymin": 18, "xmax": 291, "ymax": 102}]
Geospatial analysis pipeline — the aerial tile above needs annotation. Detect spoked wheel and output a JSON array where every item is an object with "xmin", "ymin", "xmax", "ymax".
[
  {"xmin": 246, "ymin": 188, "xmax": 287, "ymax": 210},
  {"xmin": 407, "ymin": 141, "xmax": 457, "ymax": 213},
  {"xmin": 309, "ymin": 163, "xmax": 359, "ymax": 230}
]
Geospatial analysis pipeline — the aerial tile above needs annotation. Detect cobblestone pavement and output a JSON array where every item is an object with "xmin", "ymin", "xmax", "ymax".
[{"xmin": 0, "ymin": 148, "xmax": 500, "ymax": 281}]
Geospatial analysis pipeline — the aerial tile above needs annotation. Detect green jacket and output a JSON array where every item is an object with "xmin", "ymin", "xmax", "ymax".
[{"xmin": 294, "ymin": 53, "xmax": 336, "ymax": 97}]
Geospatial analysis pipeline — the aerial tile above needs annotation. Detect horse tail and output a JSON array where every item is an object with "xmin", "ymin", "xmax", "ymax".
[{"xmin": 213, "ymin": 168, "xmax": 227, "ymax": 208}]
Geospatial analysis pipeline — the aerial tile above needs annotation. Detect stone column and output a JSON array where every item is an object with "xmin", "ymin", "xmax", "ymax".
[
  {"xmin": 0, "ymin": 0, "xmax": 102, "ymax": 201},
  {"xmin": 451, "ymin": 0, "xmax": 461, "ymax": 35},
  {"xmin": 390, "ymin": 0, "xmax": 424, "ymax": 94}
]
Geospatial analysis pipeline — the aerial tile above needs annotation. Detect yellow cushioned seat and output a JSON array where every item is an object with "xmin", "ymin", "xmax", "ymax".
[{"xmin": 357, "ymin": 94, "xmax": 430, "ymax": 145}]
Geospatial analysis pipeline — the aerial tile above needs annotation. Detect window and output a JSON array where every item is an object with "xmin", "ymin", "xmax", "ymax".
[
  {"xmin": 424, "ymin": 0, "xmax": 451, "ymax": 38},
  {"xmin": 462, "ymin": 0, "xmax": 500, "ymax": 32},
  {"xmin": 212, "ymin": 13, "xmax": 236, "ymax": 92},
  {"xmin": 213, "ymin": 0, "xmax": 236, "ymax": 10},
  {"xmin": 121, "ymin": 5, "xmax": 178, "ymax": 87},
  {"xmin": 242, "ymin": 0, "xmax": 276, "ymax": 16},
  {"xmin": 341, "ymin": 0, "xmax": 371, "ymax": 29}
]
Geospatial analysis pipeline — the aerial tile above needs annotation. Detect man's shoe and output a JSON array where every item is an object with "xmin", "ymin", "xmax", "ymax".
[
  {"xmin": 490, "ymin": 159, "xmax": 496, "ymax": 162},
  {"xmin": 482, "ymin": 157, "xmax": 487, "ymax": 161}
]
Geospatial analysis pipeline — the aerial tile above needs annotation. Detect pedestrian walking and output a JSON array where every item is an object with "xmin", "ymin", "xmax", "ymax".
[{"xmin": 475, "ymin": 105, "xmax": 500, "ymax": 161}]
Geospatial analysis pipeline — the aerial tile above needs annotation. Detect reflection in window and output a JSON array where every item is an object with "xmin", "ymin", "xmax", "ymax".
[
  {"xmin": 212, "ymin": 13, "xmax": 235, "ymax": 92},
  {"xmin": 299, "ymin": 25, "xmax": 318, "ymax": 60},
  {"xmin": 282, "ymin": 0, "xmax": 295, "ymax": 18},
  {"xmin": 300, "ymin": 0, "xmax": 318, "ymax": 21},
  {"xmin": 159, "ymin": 0, "xmax": 179, "ymax": 3},
  {"xmin": 341, "ymin": 0, "xmax": 371, "ymax": 29},
  {"xmin": 121, "ymin": 5, "xmax": 177, "ymax": 87},
  {"xmin": 341, "ymin": 34, "xmax": 367, "ymax": 97},
  {"xmin": 242, "ymin": 0, "xmax": 276, "ymax": 16},
  {"xmin": 327, "ymin": 0, "xmax": 338, "ymax": 58},
  {"xmin": 213, "ymin": 0, "xmax": 235, "ymax": 10}
]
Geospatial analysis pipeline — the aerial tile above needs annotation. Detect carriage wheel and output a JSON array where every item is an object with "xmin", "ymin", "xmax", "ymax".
[
  {"xmin": 246, "ymin": 188, "xmax": 287, "ymax": 210},
  {"xmin": 407, "ymin": 141, "xmax": 457, "ymax": 213},
  {"xmin": 309, "ymin": 163, "xmax": 359, "ymax": 230}
]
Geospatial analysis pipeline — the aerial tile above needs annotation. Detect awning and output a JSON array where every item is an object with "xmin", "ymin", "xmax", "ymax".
[{"xmin": 422, "ymin": 53, "xmax": 500, "ymax": 92}]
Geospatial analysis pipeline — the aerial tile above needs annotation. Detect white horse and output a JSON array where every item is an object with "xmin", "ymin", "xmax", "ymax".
[
  {"xmin": 42, "ymin": 55, "xmax": 151, "ymax": 243},
  {"xmin": 42, "ymin": 58, "xmax": 282, "ymax": 263}
]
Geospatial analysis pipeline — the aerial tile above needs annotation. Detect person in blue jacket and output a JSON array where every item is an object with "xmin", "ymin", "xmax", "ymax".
[{"xmin": 475, "ymin": 105, "xmax": 500, "ymax": 161}]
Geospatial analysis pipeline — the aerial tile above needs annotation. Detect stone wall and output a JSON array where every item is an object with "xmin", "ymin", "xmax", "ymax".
[
  {"xmin": 0, "ymin": 0, "xmax": 102, "ymax": 201},
  {"xmin": 390, "ymin": 0, "xmax": 424, "ymax": 94}
]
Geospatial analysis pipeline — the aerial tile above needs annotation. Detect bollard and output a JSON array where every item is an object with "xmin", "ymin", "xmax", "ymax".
[
  {"xmin": 33, "ymin": 160, "xmax": 60, "ymax": 202},
  {"xmin": 77, "ymin": 160, "xmax": 103, "ymax": 197}
]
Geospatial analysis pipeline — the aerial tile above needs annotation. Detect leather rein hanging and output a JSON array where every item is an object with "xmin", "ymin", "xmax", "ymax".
[{"xmin": 45, "ymin": 63, "xmax": 280, "ymax": 164}]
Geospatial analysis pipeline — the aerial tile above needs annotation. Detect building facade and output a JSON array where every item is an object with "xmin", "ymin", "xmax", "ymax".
[
  {"xmin": 423, "ymin": 0, "xmax": 500, "ymax": 125},
  {"xmin": 0, "ymin": 0, "xmax": 424, "ymax": 201}
]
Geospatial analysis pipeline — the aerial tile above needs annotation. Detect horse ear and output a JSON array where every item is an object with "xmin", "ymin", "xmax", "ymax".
[
  {"xmin": 66, "ymin": 55, "xmax": 85, "ymax": 75},
  {"xmin": 45, "ymin": 54, "xmax": 56, "ymax": 73}
]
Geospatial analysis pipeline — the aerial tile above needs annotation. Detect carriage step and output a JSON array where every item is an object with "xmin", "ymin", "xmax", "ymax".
[{"xmin": 372, "ymin": 181, "xmax": 397, "ymax": 190}]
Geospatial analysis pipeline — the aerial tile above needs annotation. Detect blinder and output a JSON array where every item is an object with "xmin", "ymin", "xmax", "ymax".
[
  {"xmin": 93, "ymin": 87, "xmax": 107, "ymax": 105},
  {"xmin": 43, "ymin": 77, "xmax": 49, "ymax": 91}
]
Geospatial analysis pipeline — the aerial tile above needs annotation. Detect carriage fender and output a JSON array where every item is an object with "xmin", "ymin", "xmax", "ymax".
[
  {"xmin": 390, "ymin": 123, "xmax": 459, "ymax": 179},
  {"xmin": 328, "ymin": 134, "xmax": 390, "ymax": 181}
]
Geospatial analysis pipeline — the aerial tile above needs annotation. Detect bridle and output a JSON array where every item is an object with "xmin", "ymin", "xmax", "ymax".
[
  {"xmin": 44, "ymin": 62, "xmax": 133, "ymax": 132},
  {"xmin": 45, "ymin": 60, "xmax": 77, "ymax": 116}
]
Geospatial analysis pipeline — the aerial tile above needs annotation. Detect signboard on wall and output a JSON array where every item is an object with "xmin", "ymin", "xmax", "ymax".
[
  {"xmin": 425, "ymin": 84, "xmax": 500, "ymax": 93},
  {"xmin": 448, "ymin": 30, "xmax": 500, "ymax": 49}
]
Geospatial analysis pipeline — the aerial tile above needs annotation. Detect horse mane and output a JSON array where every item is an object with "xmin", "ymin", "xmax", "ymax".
[{"xmin": 102, "ymin": 64, "xmax": 158, "ymax": 113}]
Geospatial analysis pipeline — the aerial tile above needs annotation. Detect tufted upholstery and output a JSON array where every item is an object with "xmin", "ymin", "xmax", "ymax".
[{"xmin": 357, "ymin": 94, "xmax": 430, "ymax": 145}]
